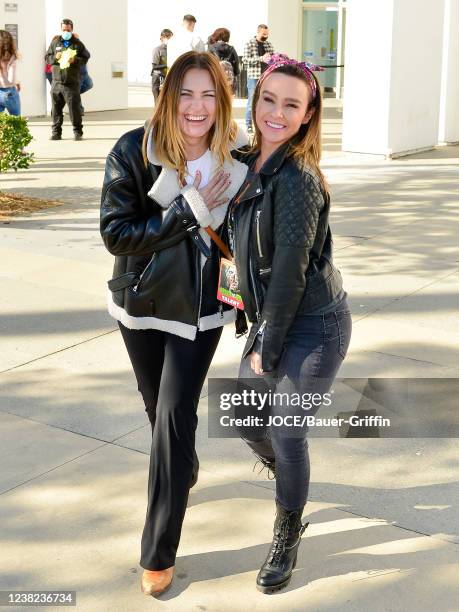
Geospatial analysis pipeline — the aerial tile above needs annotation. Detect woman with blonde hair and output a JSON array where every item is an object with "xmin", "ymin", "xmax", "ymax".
[
  {"xmin": 227, "ymin": 54, "xmax": 352, "ymax": 593},
  {"xmin": 0, "ymin": 29, "xmax": 21, "ymax": 115},
  {"xmin": 100, "ymin": 51, "xmax": 248, "ymax": 597}
]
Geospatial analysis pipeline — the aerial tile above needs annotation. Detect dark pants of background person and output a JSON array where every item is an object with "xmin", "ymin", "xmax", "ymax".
[
  {"xmin": 245, "ymin": 77, "xmax": 258, "ymax": 129},
  {"xmin": 118, "ymin": 323, "xmax": 222, "ymax": 570},
  {"xmin": 51, "ymin": 82, "xmax": 83, "ymax": 137},
  {"xmin": 151, "ymin": 74, "xmax": 162, "ymax": 102},
  {"xmin": 238, "ymin": 298, "xmax": 352, "ymax": 511}
]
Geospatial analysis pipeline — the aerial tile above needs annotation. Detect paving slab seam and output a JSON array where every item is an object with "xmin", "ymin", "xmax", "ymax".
[
  {"xmin": 349, "ymin": 267, "xmax": 459, "ymax": 326},
  {"xmin": 0, "ymin": 407, "xmax": 153, "ymax": 453},
  {"xmin": 243, "ymin": 479, "xmax": 459, "ymax": 547},
  {"xmin": 0, "ymin": 441, "xmax": 109, "ymax": 497},
  {"xmin": 361, "ymin": 349, "xmax": 452, "ymax": 368},
  {"xmin": 331, "ymin": 212, "xmax": 443, "ymax": 243},
  {"xmin": 0, "ymin": 328, "xmax": 119, "ymax": 375}
]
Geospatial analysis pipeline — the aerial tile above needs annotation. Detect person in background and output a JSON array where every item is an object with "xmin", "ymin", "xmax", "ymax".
[
  {"xmin": 45, "ymin": 31, "xmax": 93, "ymax": 116},
  {"xmin": 166, "ymin": 14, "xmax": 205, "ymax": 68},
  {"xmin": 151, "ymin": 28, "xmax": 173, "ymax": 102},
  {"xmin": 0, "ymin": 29, "xmax": 21, "ymax": 116},
  {"xmin": 45, "ymin": 18, "xmax": 90, "ymax": 140},
  {"xmin": 242, "ymin": 24, "xmax": 274, "ymax": 134},
  {"xmin": 45, "ymin": 62, "xmax": 53, "ymax": 85},
  {"xmin": 208, "ymin": 28, "xmax": 239, "ymax": 93}
]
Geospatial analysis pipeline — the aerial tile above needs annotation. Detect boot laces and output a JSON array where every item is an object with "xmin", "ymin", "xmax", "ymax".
[
  {"xmin": 253, "ymin": 455, "xmax": 276, "ymax": 480},
  {"xmin": 268, "ymin": 516, "xmax": 290, "ymax": 566},
  {"xmin": 268, "ymin": 518, "xmax": 309, "ymax": 566}
]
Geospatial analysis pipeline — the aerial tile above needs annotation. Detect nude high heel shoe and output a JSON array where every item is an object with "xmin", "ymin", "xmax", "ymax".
[{"xmin": 141, "ymin": 566, "xmax": 174, "ymax": 597}]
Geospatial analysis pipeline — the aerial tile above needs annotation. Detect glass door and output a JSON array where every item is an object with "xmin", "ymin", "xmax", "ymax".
[{"xmin": 301, "ymin": 1, "xmax": 345, "ymax": 98}]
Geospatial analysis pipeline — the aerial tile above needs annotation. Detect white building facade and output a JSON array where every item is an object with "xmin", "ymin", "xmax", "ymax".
[
  {"xmin": 2, "ymin": 0, "xmax": 458, "ymax": 155},
  {"xmin": 0, "ymin": 0, "xmax": 127, "ymax": 117}
]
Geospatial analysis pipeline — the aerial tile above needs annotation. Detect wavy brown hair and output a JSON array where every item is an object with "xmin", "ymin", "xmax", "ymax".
[
  {"xmin": 0, "ymin": 30, "xmax": 18, "ymax": 62},
  {"xmin": 142, "ymin": 51, "xmax": 237, "ymax": 183},
  {"xmin": 250, "ymin": 64, "xmax": 328, "ymax": 192},
  {"xmin": 211, "ymin": 28, "xmax": 230, "ymax": 43}
]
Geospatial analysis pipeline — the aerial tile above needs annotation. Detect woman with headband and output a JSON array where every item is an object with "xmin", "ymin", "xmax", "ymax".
[{"xmin": 226, "ymin": 54, "xmax": 352, "ymax": 593}]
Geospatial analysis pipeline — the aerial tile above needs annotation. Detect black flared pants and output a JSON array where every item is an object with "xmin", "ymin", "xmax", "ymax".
[{"xmin": 118, "ymin": 322, "xmax": 222, "ymax": 570}]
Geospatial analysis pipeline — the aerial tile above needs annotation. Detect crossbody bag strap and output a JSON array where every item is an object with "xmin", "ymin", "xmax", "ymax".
[{"xmin": 204, "ymin": 226, "xmax": 233, "ymax": 261}]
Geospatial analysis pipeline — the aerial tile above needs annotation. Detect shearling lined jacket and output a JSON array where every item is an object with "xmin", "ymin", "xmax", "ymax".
[
  {"xmin": 227, "ymin": 143, "xmax": 344, "ymax": 372},
  {"xmin": 100, "ymin": 125, "xmax": 248, "ymax": 340}
]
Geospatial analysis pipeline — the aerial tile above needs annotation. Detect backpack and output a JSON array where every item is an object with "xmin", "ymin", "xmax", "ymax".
[{"xmin": 219, "ymin": 59, "xmax": 234, "ymax": 87}]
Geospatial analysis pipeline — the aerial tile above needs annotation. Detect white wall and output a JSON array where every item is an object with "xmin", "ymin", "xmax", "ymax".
[
  {"xmin": 388, "ymin": 0, "xmax": 444, "ymax": 155},
  {"xmin": 439, "ymin": 0, "xmax": 459, "ymax": 143},
  {"xmin": 128, "ymin": 0, "xmax": 269, "ymax": 84},
  {"xmin": 267, "ymin": 0, "xmax": 299, "ymax": 59},
  {"xmin": 1, "ymin": 0, "xmax": 47, "ymax": 117},
  {"xmin": 342, "ymin": 0, "xmax": 393, "ymax": 155},
  {"xmin": 55, "ymin": 0, "xmax": 128, "ymax": 112},
  {"xmin": 343, "ymin": 0, "xmax": 446, "ymax": 157}
]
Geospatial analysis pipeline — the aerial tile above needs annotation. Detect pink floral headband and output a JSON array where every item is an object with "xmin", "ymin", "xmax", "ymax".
[{"xmin": 260, "ymin": 53, "xmax": 325, "ymax": 101}]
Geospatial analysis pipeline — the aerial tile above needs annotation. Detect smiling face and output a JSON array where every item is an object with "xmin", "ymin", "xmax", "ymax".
[
  {"xmin": 177, "ymin": 68, "xmax": 217, "ymax": 146},
  {"xmin": 254, "ymin": 72, "xmax": 315, "ymax": 152}
]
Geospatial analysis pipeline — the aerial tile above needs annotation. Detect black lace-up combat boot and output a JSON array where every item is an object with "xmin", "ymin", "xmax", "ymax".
[{"xmin": 256, "ymin": 501, "xmax": 309, "ymax": 593}]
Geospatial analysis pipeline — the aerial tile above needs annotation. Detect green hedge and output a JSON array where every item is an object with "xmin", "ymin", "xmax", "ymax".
[{"xmin": 0, "ymin": 113, "xmax": 34, "ymax": 172}]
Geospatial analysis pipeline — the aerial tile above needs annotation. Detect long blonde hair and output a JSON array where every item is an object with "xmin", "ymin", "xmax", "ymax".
[
  {"xmin": 250, "ymin": 64, "xmax": 328, "ymax": 192},
  {"xmin": 142, "ymin": 51, "xmax": 237, "ymax": 183}
]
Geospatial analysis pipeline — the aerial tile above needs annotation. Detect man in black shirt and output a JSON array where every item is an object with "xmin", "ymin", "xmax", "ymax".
[
  {"xmin": 45, "ymin": 18, "xmax": 90, "ymax": 140},
  {"xmin": 151, "ymin": 29, "xmax": 173, "ymax": 102}
]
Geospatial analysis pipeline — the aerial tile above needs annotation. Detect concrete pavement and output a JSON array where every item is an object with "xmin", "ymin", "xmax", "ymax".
[{"xmin": 0, "ymin": 87, "xmax": 458, "ymax": 611}]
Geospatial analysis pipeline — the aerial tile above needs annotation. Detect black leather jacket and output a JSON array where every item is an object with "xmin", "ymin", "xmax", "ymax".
[
  {"xmin": 228, "ymin": 143, "xmax": 344, "ymax": 372},
  {"xmin": 100, "ymin": 126, "xmax": 237, "ymax": 339}
]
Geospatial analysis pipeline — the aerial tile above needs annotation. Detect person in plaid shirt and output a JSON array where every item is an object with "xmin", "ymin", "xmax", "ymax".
[{"xmin": 243, "ymin": 25, "xmax": 275, "ymax": 133}]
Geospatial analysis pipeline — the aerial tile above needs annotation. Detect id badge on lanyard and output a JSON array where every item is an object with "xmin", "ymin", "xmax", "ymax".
[{"xmin": 217, "ymin": 257, "xmax": 244, "ymax": 310}]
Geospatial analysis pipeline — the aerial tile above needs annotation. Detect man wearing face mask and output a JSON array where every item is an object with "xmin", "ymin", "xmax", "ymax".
[
  {"xmin": 45, "ymin": 18, "xmax": 90, "ymax": 141},
  {"xmin": 242, "ymin": 24, "xmax": 275, "ymax": 134}
]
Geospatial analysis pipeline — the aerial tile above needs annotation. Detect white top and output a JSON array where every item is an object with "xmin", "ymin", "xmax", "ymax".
[
  {"xmin": 185, "ymin": 149, "xmax": 212, "ymax": 189},
  {"xmin": 0, "ymin": 57, "xmax": 18, "ymax": 88},
  {"xmin": 166, "ymin": 28, "xmax": 205, "ymax": 68}
]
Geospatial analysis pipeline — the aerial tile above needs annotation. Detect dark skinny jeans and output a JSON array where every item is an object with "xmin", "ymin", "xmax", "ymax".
[{"xmin": 238, "ymin": 298, "xmax": 352, "ymax": 511}]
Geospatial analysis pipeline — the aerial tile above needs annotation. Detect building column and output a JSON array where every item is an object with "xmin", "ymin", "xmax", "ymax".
[
  {"xmin": 267, "ymin": 0, "xmax": 300, "ymax": 59},
  {"xmin": 342, "ymin": 0, "xmax": 445, "ymax": 157},
  {"xmin": 439, "ymin": 0, "xmax": 459, "ymax": 144},
  {"xmin": 0, "ymin": 0, "xmax": 47, "ymax": 117},
  {"xmin": 45, "ymin": 0, "xmax": 128, "ymax": 113}
]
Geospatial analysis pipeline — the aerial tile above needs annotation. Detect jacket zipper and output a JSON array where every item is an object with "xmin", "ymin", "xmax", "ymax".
[
  {"xmin": 229, "ymin": 202, "xmax": 236, "ymax": 258},
  {"xmin": 255, "ymin": 209, "xmax": 263, "ymax": 258},
  {"xmin": 134, "ymin": 253, "xmax": 156, "ymax": 291},
  {"xmin": 233, "ymin": 200, "xmax": 261, "ymax": 322},
  {"xmin": 197, "ymin": 250, "xmax": 203, "ymax": 328},
  {"xmin": 257, "ymin": 319, "xmax": 266, "ymax": 362},
  {"xmin": 249, "ymin": 255, "xmax": 261, "ymax": 322}
]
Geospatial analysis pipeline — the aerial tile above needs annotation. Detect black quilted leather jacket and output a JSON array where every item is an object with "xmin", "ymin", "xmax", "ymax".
[{"xmin": 228, "ymin": 142, "xmax": 344, "ymax": 372}]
